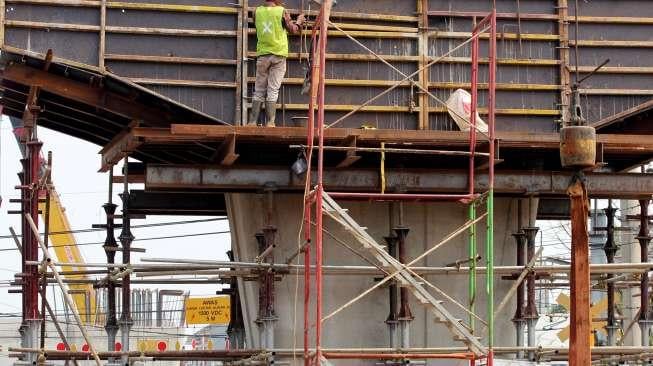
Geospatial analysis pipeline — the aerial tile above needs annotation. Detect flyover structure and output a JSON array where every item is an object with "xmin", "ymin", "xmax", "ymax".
[{"xmin": 2, "ymin": 0, "xmax": 653, "ymax": 365}]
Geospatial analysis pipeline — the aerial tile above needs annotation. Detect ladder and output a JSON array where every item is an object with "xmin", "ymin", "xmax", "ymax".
[{"xmin": 321, "ymin": 191, "xmax": 487, "ymax": 357}]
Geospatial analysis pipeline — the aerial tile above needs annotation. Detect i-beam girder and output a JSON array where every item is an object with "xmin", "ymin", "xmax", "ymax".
[{"xmin": 145, "ymin": 165, "xmax": 653, "ymax": 199}]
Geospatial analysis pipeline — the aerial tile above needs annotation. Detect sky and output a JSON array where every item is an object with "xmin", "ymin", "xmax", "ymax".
[{"xmin": 0, "ymin": 116, "xmax": 231, "ymax": 316}]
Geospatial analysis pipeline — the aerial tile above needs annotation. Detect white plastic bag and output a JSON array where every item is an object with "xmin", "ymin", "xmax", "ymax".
[{"xmin": 445, "ymin": 89, "xmax": 489, "ymax": 133}]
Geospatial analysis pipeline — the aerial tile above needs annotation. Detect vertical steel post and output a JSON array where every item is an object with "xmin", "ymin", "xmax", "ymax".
[
  {"xmin": 522, "ymin": 226, "xmax": 539, "ymax": 361},
  {"xmin": 384, "ymin": 236, "xmax": 399, "ymax": 348},
  {"xmin": 18, "ymin": 98, "xmax": 43, "ymax": 363},
  {"xmin": 256, "ymin": 228, "xmax": 277, "ymax": 350},
  {"xmin": 511, "ymin": 231, "xmax": 527, "ymax": 359},
  {"xmin": 119, "ymin": 159, "xmax": 133, "ymax": 366},
  {"xmin": 487, "ymin": 9, "xmax": 497, "ymax": 357},
  {"xmin": 603, "ymin": 204, "xmax": 619, "ymax": 346},
  {"xmin": 395, "ymin": 227, "xmax": 413, "ymax": 349},
  {"xmin": 468, "ymin": 20, "xmax": 479, "ymax": 336},
  {"xmin": 39, "ymin": 152, "xmax": 52, "ymax": 349},
  {"xmin": 637, "ymin": 199, "xmax": 652, "ymax": 347},
  {"xmin": 103, "ymin": 169, "xmax": 119, "ymax": 361},
  {"xmin": 468, "ymin": 203, "xmax": 477, "ymax": 332},
  {"xmin": 314, "ymin": 2, "xmax": 333, "ymax": 364},
  {"xmin": 303, "ymin": 13, "xmax": 320, "ymax": 365}
]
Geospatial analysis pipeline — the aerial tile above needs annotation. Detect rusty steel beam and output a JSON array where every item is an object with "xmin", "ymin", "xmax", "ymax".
[
  {"xmin": 145, "ymin": 166, "xmax": 653, "ymax": 199},
  {"xmin": 1, "ymin": 63, "xmax": 171, "ymax": 125}
]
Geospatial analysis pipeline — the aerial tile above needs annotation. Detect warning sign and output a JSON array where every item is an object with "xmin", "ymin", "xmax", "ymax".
[{"xmin": 185, "ymin": 296, "xmax": 230, "ymax": 325}]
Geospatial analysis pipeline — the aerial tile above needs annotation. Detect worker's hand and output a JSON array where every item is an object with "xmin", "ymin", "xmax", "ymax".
[{"xmin": 296, "ymin": 13, "xmax": 306, "ymax": 25}]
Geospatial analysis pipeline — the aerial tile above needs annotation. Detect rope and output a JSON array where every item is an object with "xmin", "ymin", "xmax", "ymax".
[{"xmin": 380, "ymin": 142, "xmax": 386, "ymax": 194}]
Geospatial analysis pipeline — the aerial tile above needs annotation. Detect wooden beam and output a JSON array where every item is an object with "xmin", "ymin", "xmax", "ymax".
[
  {"xmin": 0, "ymin": 0, "xmax": 6, "ymax": 49},
  {"xmin": 568, "ymin": 179, "xmax": 591, "ymax": 365},
  {"xmin": 104, "ymin": 54, "xmax": 237, "ymax": 65},
  {"xmin": 2, "ymin": 62, "xmax": 171, "ymax": 124},
  {"xmin": 558, "ymin": 0, "xmax": 570, "ymax": 125},
  {"xmin": 99, "ymin": 0, "xmax": 106, "ymax": 71},
  {"xmin": 166, "ymin": 125, "xmax": 653, "ymax": 154},
  {"xmin": 99, "ymin": 122, "xmax": 143, "ymax": 172},
  {"xmin": 211, "ymin": 133, "xmax": 239, "ymax": 166},
  {"xmin": 417, "ymin": 0, "xmax": 429, "ymax": 130},
  {"xmin": 335, "ymin": 135, "xmax": 361, "ymax": 168}
]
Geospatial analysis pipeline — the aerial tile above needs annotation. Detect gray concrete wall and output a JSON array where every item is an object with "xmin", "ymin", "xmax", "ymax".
[{"xmin": 227, "ymin": 193, "xmax": 530, "ymax": 362}]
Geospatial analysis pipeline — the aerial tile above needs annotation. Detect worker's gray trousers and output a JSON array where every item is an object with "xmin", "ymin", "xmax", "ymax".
[{"xmin": 253, "ymin": 54, "xmax": 287, "ymax": 103}]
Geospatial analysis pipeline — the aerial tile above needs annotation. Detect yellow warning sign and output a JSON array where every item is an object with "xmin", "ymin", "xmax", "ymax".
[{"xmin": 185, "ymin": 296, "xmax": 230, "ymax": 325}]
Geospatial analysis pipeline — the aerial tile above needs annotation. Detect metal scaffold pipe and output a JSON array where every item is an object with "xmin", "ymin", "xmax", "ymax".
[{"xmin": 40, "ymin": 259, "xmax": 653, "ymax": 275}]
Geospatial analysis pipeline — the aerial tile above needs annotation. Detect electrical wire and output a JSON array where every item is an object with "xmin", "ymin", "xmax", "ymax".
[
  {"xmin": 0, "ymin": 230, "xmax": 231, "ymax": 252},
  {"xmin": 0, "ymin": 217, "xmax": 227, "ymax": 240}
]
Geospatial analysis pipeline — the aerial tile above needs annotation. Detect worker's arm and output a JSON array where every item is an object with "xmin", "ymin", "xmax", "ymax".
[{"xmin": 283, "ymin": 10, "xmax": 305, "ymax": 34}]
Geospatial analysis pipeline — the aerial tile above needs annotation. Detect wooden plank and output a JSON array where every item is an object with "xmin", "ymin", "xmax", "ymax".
[
  {"xmin": 211, "ymin": 133, "xmax": 239, "ymax": 166},
  {"xmin": 105, "ymin": 26, "xmax": 236, "ymax": 37},
  {"xmin": 558, "ymin": 0, "xmax": 570, "ymax": 125},
  {"xmin": 240, "ymin": 0, "xmax": 249, "ymax": 126},
  {"xmin": 6, "ymin": 0, "xmax": 99, "ymax": 7},
  {"xmin": 0, "ymin": 0, "xmax": 5, "ymax": 48},
  {"xmin": 106, "ymin": 2, "xmax": 238, "ymax": 14},
  {"xmin": 104, "ymin": 54, "xmax": 237, "ymax": 65},
  {"xmin": 252, "ymin": 51, "xmax": 561, "ymax": 66},
  {"xmin": 335, "ymin": 135, "xmax": 361, "ymax": 168},
  {"xmin": 130, "ymin": 78, "xmax": 237, "ymax": 88},
  {"xmin": 4, "ymin": 20, "xmax": 237, "ymax": 37},
  {"xmin": 99, "ymin": 0, "xmax": 106, "ymax": 71},
  {"xmin": 428, "ymin": 31, "xmax": 559, "ymax": 41},
  {"xmin": 99, "ymin": 122, "xmax": 142, "ymax": 172},
  {"xmin": 165, "ymin": 125, "xmax": 653, "ymax": 153},
  {"xmin": 247, "ymin": 28, "xmax": 418, "ymax": 39},
  {"xmin": 234, "ymin": 0, "xmax": 243, "ymax": 125},
  {"xmin": 568, "ymin": 179, "xmax": 592, "ymax": 365},
  {"xmin": 417, "ymin": 0, "xmax": 429, "ymax": 130}
]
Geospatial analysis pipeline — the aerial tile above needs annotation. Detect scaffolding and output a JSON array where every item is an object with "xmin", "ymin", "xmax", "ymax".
[
  {"xmin": 6, "ymin": 1, "xmax": 653, "ymax": 365},
  {"xmin": 301, "ymin": 2, "xmax": 497, "ymax": 365}
]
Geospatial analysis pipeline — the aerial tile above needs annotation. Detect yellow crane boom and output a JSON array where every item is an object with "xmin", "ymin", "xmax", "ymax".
[{"xmin": 10, "ymin": 116, "xmax": 96, "ymax": 323}]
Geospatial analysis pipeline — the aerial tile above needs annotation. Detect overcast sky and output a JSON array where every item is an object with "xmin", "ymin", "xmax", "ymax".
[{"xmin": 0, "ymin": 116, "xmax": 231, "ymax": 315}]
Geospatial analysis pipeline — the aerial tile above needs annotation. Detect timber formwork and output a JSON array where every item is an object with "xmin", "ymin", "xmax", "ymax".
[
  {"xmin": 4, "ymin": 1, "xmax": 653, "ymax": 366},
  {"xmin": 3, "ymin": 0, "xmax": 653, "ymax": 131}
]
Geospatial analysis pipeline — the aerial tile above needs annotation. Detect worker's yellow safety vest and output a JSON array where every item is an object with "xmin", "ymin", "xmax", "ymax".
[{"xmin": 255, "ymin": 6, "xmax": 289, "ymax": 57}]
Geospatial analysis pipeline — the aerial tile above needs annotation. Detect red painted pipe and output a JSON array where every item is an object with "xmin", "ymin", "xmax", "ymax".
[{"xmin": 327, "ymin": 192, "xmax": 476, "ymax": 202}]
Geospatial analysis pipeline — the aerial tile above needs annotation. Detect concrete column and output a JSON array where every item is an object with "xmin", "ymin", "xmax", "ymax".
[{"xmin": 227, "ymin": 194, "xmax": 520, "ymax": 356}]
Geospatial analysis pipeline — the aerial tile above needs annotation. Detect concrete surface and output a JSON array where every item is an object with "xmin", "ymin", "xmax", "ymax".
[{"xmin": 228, "ymin": 193, "xmax": 531, "ymax": 364}]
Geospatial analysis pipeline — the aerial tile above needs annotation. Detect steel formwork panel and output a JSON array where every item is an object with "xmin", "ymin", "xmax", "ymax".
[{"xmin": 2, "ymin": 0, "xmax": 653, "ymax": 132}]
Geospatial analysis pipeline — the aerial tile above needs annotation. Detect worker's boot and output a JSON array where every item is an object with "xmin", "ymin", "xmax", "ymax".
[
  {"xmin": 247, "ymin": 100, "xmax": 263, "ymax": 126},
  {"xmin": 265, "ymin": 101, "xmax": 277, "ymax": 127}
]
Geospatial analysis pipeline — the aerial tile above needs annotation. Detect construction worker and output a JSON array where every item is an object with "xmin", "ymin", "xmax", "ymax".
[{"xmin": 248, "ymin": 0, "xmax": 305, "ymax": 127}]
